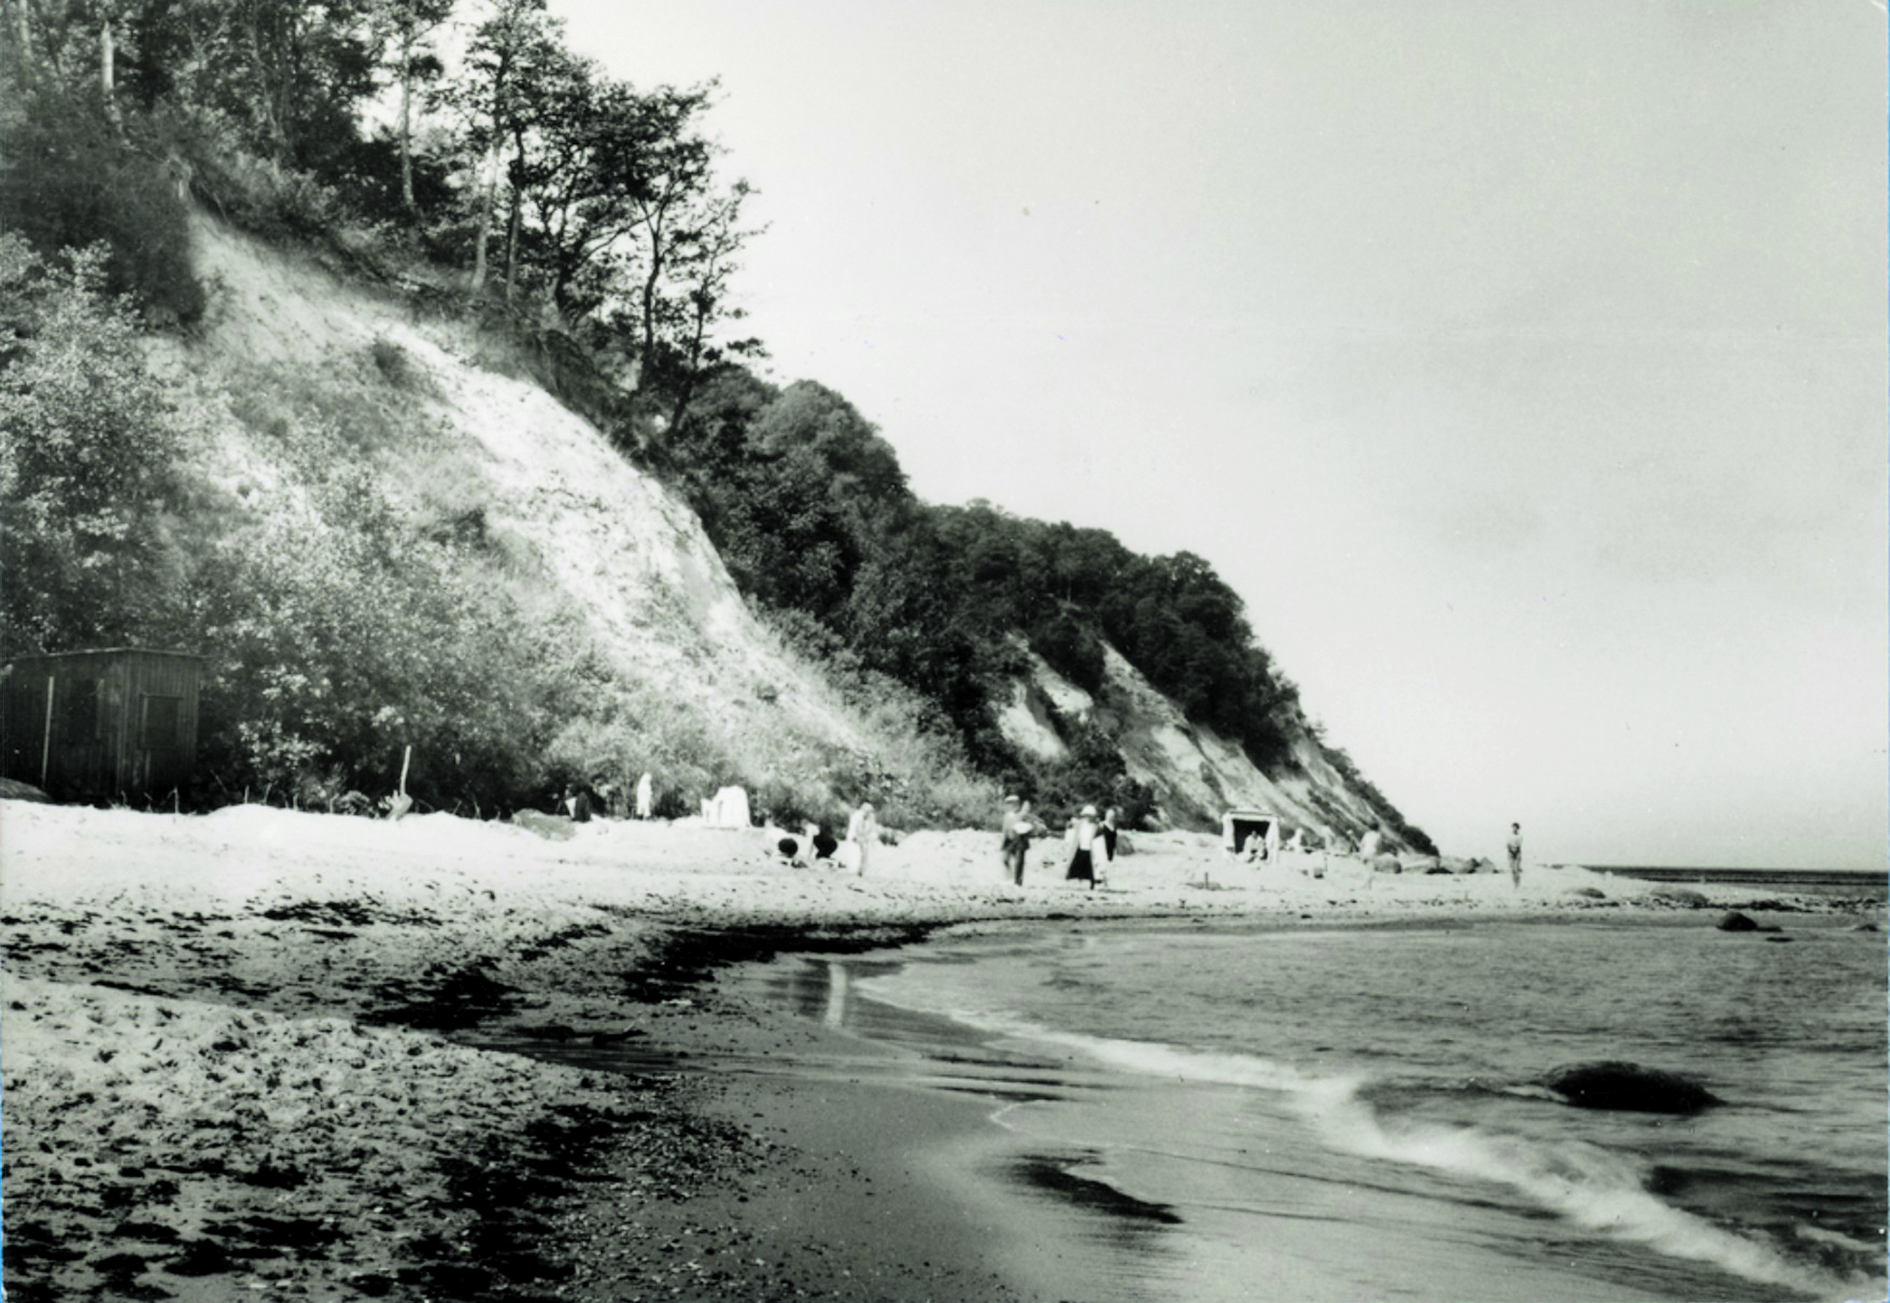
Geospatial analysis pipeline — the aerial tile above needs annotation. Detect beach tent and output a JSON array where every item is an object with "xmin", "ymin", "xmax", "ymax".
[
  {"xmin": 1221, "ymin": 809, "xmax": 1279, "ymax": 857},
  {"xmin": 703, "ymin": 785, "xmax": 752, "ymax": 828}
]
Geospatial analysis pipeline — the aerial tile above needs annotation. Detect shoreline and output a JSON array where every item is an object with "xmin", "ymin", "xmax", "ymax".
[{"xmin": 2, "ymin": 800, "xmax": 1876, "ymax": 1301}]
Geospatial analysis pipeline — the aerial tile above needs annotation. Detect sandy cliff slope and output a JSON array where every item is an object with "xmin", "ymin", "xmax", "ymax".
[
  {"xmin": 997, "ymin": 642, "xmax": 1395, "ymax": 840},
  {"xmin": 148, "ymin": 215, "xmax": 1406, "ymax": 836},
  {"xmin": 150, "ymin": 217, "xmax": 872, "ymax": 777}
]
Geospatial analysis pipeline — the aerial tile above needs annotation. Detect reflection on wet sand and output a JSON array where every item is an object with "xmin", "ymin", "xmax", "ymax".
[{"xmin": 822, "ymin": 960, "xmax": 848, "ymax": 1027}]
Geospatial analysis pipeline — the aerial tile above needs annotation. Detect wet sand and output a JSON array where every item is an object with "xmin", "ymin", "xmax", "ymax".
[{"xmin": 2, "ymin": 800, "xmax": 1856, "ymax": 1301}]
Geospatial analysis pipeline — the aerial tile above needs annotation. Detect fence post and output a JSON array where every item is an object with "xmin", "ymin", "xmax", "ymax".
[{"xmin": 39, "ymin": 676, "xmax": 54, "ymax": 788}]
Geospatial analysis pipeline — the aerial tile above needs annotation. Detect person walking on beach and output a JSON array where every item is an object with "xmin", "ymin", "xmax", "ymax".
[
  {"xmin": 999, "ymin": 794, "xmax": 1021, "ymax": 875},
  {"xmin": 1506, "ymin": 822, "xmax": 1523, "ymax": 888},
  {"xmin": 845, "ymin": 801, "xmax": 877, "ymax": 877},
  {"xmin": 1099, "ymin": 806, "xmax": 1120, "ymax": 870},
  {"xmin": 1065, "ymin": 805, "xmax": 1101, "ymax": 890},
  {"xmin": 1005, "ymin": 799, "xmax": 1039, "ymax": 886}
]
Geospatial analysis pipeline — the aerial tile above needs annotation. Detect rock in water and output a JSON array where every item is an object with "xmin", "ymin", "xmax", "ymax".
[{"xmin": 1540, "ymin": 1061, "xmax": 1721, "ymax": 1114}]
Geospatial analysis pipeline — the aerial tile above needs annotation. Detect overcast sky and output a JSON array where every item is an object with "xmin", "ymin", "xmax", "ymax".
[{"xmin": 551, "ymin": 0, "xmax": 1887, "ymax": 870}]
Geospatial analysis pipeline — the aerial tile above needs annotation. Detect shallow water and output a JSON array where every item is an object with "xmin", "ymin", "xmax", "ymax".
[{"xmin": 754, "ymin": 915, "xmax": 1887, "ymax": 1303}]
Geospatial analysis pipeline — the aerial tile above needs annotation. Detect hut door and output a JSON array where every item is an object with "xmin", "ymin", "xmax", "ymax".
[
  {"xmin": 138, "ymin": 694, "xmax": 183, "ymax": 793},
  {"xmin": 55, "ymin": 677, "xmax": 105, "ymax": 795}
]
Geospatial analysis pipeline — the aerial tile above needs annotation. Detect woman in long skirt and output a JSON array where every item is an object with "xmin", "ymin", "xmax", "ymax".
[{"xmin": 1065, "ymin": 805, "xmax": 1100, "ymax": 890}]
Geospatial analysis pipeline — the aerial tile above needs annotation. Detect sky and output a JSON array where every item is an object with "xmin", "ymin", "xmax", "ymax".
[{"xmin": 549, "ymin": 0, "xmax": 1887, "ymax": 870}]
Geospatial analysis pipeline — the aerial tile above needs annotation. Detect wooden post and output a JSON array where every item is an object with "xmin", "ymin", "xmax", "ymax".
[{"xmin": 39, "ymin": 676, "xmax": 54, "ymax": 788}]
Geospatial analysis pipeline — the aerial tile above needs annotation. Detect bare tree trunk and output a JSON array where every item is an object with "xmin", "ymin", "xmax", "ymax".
[
  {"xmin": 398, "ymin": 42, "xmax": 416, "ymax": 213},
  {"xmin": 245, "ymin": 12, "xmax": 287, "ymax": 163},
  {"xmin": 469, "ymin": 51, "xmax": 513, "ymax": 294},
  {"xmin": 470, "ymin": 141, "xmax": 497, "ymax": 291},
  {"xmin": 637, "ymin": 221, "xmax": 664, "ymax": 393},
  {"xmin": 12, "ymin": 0, "xmax": 33, "ymax": 65},
  {"xmin": 503, "ymin": 127, "xmax": 525, "ymax": 300},
  {"xmin": 504, "ymin": 193, "xmax": 521, "ymax": 301}
]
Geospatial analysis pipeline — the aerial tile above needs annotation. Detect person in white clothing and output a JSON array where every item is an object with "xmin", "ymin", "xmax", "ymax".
[
  {"xmin": 845, "ymin": 801, "xmax": 877, "ymax": 877},
  {"xmin": 1065, "ymin": 805, "xmax": 1100, "ymax": 890}
]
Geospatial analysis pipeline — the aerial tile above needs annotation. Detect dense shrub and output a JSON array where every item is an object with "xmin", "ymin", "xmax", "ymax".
[
  {"xmin": 0, "ymin": 92, "xmax": 204, "ymax": 324},
  {"xmin": 0, "ymin": 237, "xmax": 187, "ymax": 653}
]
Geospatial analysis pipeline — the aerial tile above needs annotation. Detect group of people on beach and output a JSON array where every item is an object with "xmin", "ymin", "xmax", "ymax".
[
  {"xmin": 766, "ymin": 800, "xmax": 879, "ymax": 877},
  {"xmin": 1000, "ymin": 796, "xmax": 1120, "ymax": 889},
  {"xmin": 559, "ymin": 771, "xmax": 656, "ymax": 823}
]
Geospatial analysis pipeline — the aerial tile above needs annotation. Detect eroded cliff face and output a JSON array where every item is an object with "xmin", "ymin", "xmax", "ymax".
[
  {"xmin": 156, "ymin": 218, "xmax": 871, "ymax": 773},
  {"xmin": 996, "ymin": 644, "xmax": 1404, "ymax": 845},
  {"xmin": 161, "ymin": 215, "xmax": 1409, "ymax": 837}
]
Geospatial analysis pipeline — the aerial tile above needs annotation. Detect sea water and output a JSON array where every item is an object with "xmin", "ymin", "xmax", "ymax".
[{"xmin": 780, "ymin": 915, "xmax": 1886, "ymax": 1303}]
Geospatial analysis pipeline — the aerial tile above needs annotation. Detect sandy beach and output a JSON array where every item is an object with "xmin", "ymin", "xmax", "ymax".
[{"xmin": 1, "ymin": 800, "xmax": 1867, "ymax": 1302}]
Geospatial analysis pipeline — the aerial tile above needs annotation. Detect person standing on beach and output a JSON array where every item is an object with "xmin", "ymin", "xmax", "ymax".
[
  {"xmin": 1099, "ymin": 806, "xmax": 1120, "ymax": 869},
  {"xmin": 1005, "ymin": 799, "xmax": 1039, "ymax": 886},
  {"xmin": 999, "ymin": 794, "xmax": 1021, "ymax": 875},
  {"xmin": 1065, "ymin": 805, "xmax": 1101, "ymax": 890},
  {"xmin": 1507, "ymin": 823, "xmax": 1523, "ymax": 888},
  {"xmin": 846, "ymin": 801, "xmax": 877, "ymax": 877},
  {"xmin": 635, "ymin": 771, "xmax": 653, "ymax": 820}
]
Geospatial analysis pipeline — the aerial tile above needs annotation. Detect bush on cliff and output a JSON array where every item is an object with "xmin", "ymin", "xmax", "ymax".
[{"xmin": 0, "ymin": 236, "xmax": 188, "ymax": 653}]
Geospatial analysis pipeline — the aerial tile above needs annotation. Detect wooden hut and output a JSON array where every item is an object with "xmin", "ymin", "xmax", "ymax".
[
  {"xmin": 1, "ymin": 649, "xmax": 204, "ymax": 801},
  {"xmin": 1220, "ymin": 808, "xmax": 1281, "ymax": 858}
]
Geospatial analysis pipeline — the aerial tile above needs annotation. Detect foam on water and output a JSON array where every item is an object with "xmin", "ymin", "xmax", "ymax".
[
  {"xmin": 920, "ymin": 1003, "xmax": 1871, "ymax": 1302},
  {"xmin": 1303, "ymin": 1076, "xmax": 1866, "ymax": 1300},
  {"xmin": 849, "ymin": 921, "xmax": 1886, "ymax": 1300}
]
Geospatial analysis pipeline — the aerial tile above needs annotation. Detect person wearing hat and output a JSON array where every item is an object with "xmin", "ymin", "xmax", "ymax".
[
  {"xmin": 1065, "ymin": 804, "xmax": 1101, "ymax": 889},
  {"xmin": 1004, "ymin": 798, "xmax": 1043, "ymax": 886},
  {"xmin": 999, "ymin": 794, "xmax": 1021, "ymax": 878},
  {"xmin": 1099, "ymin": 806, "xmax": 1121, "ymax": 867}
]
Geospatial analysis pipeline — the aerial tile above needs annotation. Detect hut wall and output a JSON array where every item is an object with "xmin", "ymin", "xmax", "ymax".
[
  {"xmin": 1, "ymin": 651, "xmax": 201, "ymax": 799},
  {"xmin": 119, "ymin": 651, "xmax": 201, "ymax": 797}
]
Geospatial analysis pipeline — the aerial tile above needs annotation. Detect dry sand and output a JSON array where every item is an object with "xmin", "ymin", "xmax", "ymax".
[{"xmin": 0, "ymin": 800, "xmax": 1842, "ymax": 1301}]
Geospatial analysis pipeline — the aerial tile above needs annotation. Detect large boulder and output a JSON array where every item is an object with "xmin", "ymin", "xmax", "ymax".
[
  {"xmin": 1651, "ymin": 887, "xmax": 1710, "ymax": 907},
  {"xmin": 1539, "ymin": 1061, "xmax": 1721, "ymax": 1114},
  {"xmin": 1716, "ymin": 911, "xmax": 1779, "ymax": 933},
  {"xmin": 0, "ymin": 778, "xmax": 51, "ymax": 803},
  {"xmin": 1371, "ymin": 853, "xmax": 1404, "ymax": 874}
]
